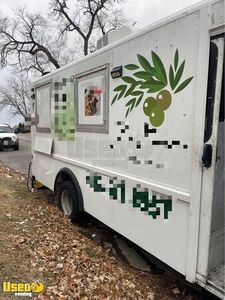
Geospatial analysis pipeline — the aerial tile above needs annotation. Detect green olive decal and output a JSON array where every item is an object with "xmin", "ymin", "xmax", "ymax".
[
  {"xmin": 156, "ymin": 90, "xmax": 172, "ymax": 111},
  {"xmin": 112, "ymin": 49, "xmax": 194, "ymax": 128},
  {"xmin": 149, "ymin": 107, "xmax": 165, "ymax": 127},
  {"xmin": 143, "ymin": 97, "xmax": 157, "ymax": 116}
]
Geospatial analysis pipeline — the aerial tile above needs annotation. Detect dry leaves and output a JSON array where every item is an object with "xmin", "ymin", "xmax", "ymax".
[{"xmin": 0, "ymin": 164, "xmax": 206, "ymax": 300}]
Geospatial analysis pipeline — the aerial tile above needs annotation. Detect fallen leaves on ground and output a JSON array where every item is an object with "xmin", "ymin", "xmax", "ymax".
[{"xmin": 0, "ymin": 164, "xmax": 210, "ymax": 300}]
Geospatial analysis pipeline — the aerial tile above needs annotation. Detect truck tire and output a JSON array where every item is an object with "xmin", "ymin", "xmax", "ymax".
[{"xmin": 57, "ymin": 180, "xmax": 79, "ymax": 222}]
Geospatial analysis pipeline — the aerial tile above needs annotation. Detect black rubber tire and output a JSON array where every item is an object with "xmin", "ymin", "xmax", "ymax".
[
  {"xmin": 57, "ymin": 180, "xmax": 79, "ymax": 222},
  {"xmin": 14, "ymin": 144, "xmax": 19, "ymax": 151}
]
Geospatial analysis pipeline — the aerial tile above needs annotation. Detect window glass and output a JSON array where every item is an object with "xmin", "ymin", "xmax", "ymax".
[
  {"xmin": 0, "ymin": 126, "xmax": 12, "ymax": 133},
  {"xmin": 36, "ymin": 83, "xmax": 51, "ymax": 129},
  {"xmin": 219, "ymin": 61, "xmax": 224, "ymax": 122},
  {"xmin": 204, "ymin": 42, "xmax": 218, "ymax": 143}
]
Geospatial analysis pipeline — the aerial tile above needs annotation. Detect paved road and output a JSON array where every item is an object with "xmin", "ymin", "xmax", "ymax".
[{"xmin": 0, "ymin": 136, "xmax": 31, "ymax": 174}]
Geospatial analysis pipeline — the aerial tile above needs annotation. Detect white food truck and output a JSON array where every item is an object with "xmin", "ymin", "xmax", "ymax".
[{"xmin": 30, "ymin": 0, "xmax": 224, "ymax": 298}]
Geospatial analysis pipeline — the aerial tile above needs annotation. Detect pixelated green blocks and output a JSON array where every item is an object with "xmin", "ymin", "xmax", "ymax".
[
  {"xmin": 54, "ymin": 77, "xmax": 75, "ymax": 141},
  {"xmin": 86, "ymin": 172, "xmax": 172, "ymax": 219}
]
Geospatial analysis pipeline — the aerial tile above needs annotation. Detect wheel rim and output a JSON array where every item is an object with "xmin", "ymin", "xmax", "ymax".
[{"xmin": 61, "ymin": 190, "xmax": 73, "ymax": 216}]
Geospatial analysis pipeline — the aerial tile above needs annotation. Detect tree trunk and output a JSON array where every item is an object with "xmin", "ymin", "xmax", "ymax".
[{"xmin": 84, "ymin": 39, "xmax": 89, "ymax": 56}]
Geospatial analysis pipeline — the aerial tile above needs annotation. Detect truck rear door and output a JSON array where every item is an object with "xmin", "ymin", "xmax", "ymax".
[{"xmin": 197, "ymin": 35, "xmax": 224, "ymax": 299}]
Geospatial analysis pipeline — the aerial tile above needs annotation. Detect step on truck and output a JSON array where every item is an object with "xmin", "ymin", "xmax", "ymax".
[{"xmin": 30, "ymin": 0, "xmax": 225, "ymax": 298}]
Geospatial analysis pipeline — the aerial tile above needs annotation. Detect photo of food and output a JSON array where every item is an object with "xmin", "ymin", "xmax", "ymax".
[
  {"xmin": 84, "ymin": 86, "xmax": 102, "ymax": 116},
  {"xmin": 77, "ymin": 69, "xmax": 107, "ymax": 129}
]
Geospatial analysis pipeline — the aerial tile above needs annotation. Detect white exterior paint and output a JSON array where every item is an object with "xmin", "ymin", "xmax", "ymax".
[
  {"xmin": 31, "ymin": 0, "xmax": 224, "ymax": 298},
  {"xmin": 33, "ymin": 136, "xmax": 53, "ymax": 155}
]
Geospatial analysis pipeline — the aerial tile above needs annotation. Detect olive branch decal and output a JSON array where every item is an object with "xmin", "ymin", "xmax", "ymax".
[
  {"xmin": 111, "ymin": 49, "xmax": 193, "ymax": 127},
  {"xmin": 169, "ymin": 49, "xmax": 194, "ymax": 94}
]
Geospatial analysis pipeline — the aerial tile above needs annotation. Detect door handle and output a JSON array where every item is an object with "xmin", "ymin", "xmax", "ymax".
[{"xmin": 202, "ymin": 144, "xmax": 213, "ymax": 168}]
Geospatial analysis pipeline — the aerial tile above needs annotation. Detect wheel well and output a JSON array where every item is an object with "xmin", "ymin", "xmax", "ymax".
[{"xmin": 54, "ymin": 168, "xmax": 84, "ymax": 211}]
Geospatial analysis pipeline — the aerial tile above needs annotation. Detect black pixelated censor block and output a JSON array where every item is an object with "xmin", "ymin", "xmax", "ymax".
[
  {"xmin": 144, "ymin": 123, "xmax": 157, "ymax": 137},
  {"xmin": 110, "ymin": 144, "xmax": 114, "ymax": 149},
  {"xmin": 62, "ymin": 94, "xmax": 67, "ymax": 102},
  {"xmin": 144, "ymin": 160, "xmax": 152, "ymax": 164},
  {"xmin": 55, "ymin": 94, "xmax": 59, "ymax": 102},
  {"xmin": 129, "ymin": 156, "xmax": 137, "ymax": 161},
  {"xmin": 136, "ymin": 141, "xmax": 141, "ymax": 149},
  {"xmin": 183, "ymin": 144, "xmax": 188, "ymax": 149},
  {"xmin": 129, "ymin": 137, "xmax": 133, "ymax": 141},
  {"xmin": 117, "ymin": 137, "xmax": 121, "ymax": 141},
  {"xmin": 152, "ymin": 141, "xmax": 168, "ymax": 145},
  {"xmin": 156, "ymin": 164, "xmax": 164, "ymax": 169},
  {"xmin": 172, "ymin": 141, "xmax": 180, "ymax": 145},
  {"xmin": 116, "ymin": 121, "xmax": 125, "ymax": 125}
]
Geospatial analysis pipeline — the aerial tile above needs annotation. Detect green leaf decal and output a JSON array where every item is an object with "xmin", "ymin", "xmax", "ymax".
[
  {"xmin": 118, "ymin": 86, "xmax": 127, "ymax": 100},
  {"xmin": 174, "ymin": 77, "xmax": 193, "ymax": 94},
  {"xmin": 174, "ymin": 60, "xmax": 185, "ymax": 87},
  {"xmin": 126, "ymin": 98, "xmax": 136, "ymax": 107},
  {"xmin": 147, "ymin": 86, "xmax": 166, "ymax": 93},
  {"xmin": 125, "ymin": 85, "xmax": 136, "ymax": 97},
  {"xmin": 112, "ymin": 48, "xmax": 194, "ymax": 123},
  {"xmin": 125, "ymin": 98, "xmax": 136, "ymax": 112},
  {"xmin": 111, "ymin": 94, "xmax": 117, "ymax": 105},
  {"xmin": 135, "ymin": 93, "xmax": 144, "ymax": 107},
  {"xmin": 139, "ymin": 82, "xmax": 151, "ymax": 89},
  {"xmin": 133, "ymin": 71, "xmax": 152, "ymax": 80},
  {"xmin": 151, "ymin": 51, "xmax": 167, "ymax": 84},
  {"xmin": 114, "ymin": 84, "xmax": 127, "ymax": 92},
  {"xmin": 174, "ymin": 49, "xmax": 179, "ymax": 71},
  {"xmin": 125, "ymin": 107, "xmax": 130, "ymax": 118},
  {"xmin": 130, "ymin": 100, "xmax": 136, "ymax": 111},
  {"xmin": 169, "ymin": 66, "xmax": 175, "ymax": 90},
  {"xmin": 137, "ymin": 54, "xmax": 154, "ymax": 75},
  {"xmin": 140, "ymin": 80, "xmax": 166, "ymax": 91},
  {"xmin": 125, "ymin": 64, "xmax": 139, "ymax": 70},
  {"xmin": 135, "ymin": 81, "xmax": 144, "ymax": 87},
  {"xmin": 131, "ymin": 91, "xmax": 143, "ymax": 96},
  {"xmin": 122, "ymin": 76, "xmax": 136, "ymax": 84}
]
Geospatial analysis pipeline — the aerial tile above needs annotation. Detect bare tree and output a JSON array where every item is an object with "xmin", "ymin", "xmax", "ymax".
[
  {"xmin": 0, "ymin": 9, "xmax": 61, "ymax": 75},
  {"xmin": 96, "ymin": 5, "xmax": 128, "ymax": 35},
  {"xmin": 0, "ymin": 73, "xmax": 30, "ymax": 118},
  {"xmin": 0, "ymin": 1, "xmax": 129, "ymax": 76},
  {"xmin": 51, "ymin": 0, "xmax": 129, "ymax": 56}
]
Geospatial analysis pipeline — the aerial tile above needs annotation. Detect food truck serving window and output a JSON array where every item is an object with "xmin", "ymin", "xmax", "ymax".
[{"xmin": 36, "ymin": 82, "xmax": 51, "ymax": 133}]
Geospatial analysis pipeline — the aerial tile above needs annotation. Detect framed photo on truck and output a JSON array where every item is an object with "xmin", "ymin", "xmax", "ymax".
[{"xmin": 75, "ymin": 65, "xmax": 109, "ymax": 133}]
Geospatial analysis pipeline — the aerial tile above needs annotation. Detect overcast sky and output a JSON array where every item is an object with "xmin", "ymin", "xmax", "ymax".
[
  {"xmin": 0, "ymin": 0, "xmax": 200, "ymax": 125},
  {"xmin": 0, "ymin": 0, "xmax": 201, "ymax": 27}
]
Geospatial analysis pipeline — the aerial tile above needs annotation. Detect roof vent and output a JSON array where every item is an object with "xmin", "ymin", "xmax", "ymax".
[
  {"xmin": 97, "ymin": 25, "xmax": 133, "ymax": 50},
  {"xmin": 97, "ymin": 34, "xmax": 109, "ymax": 50}
]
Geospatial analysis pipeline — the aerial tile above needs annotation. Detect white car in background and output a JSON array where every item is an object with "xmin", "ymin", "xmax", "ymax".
[{"xmin": 0, "ymin": 123, "xmax": 19, "ymax": 151}]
